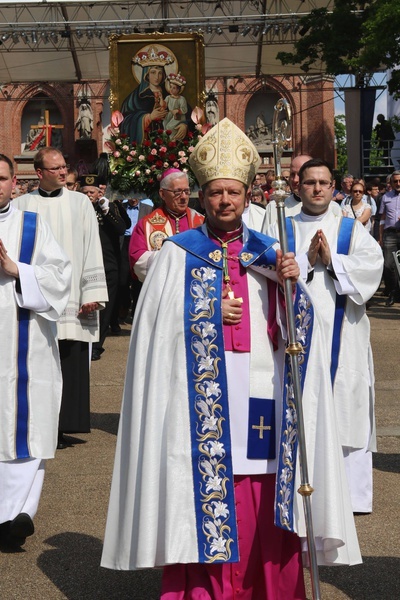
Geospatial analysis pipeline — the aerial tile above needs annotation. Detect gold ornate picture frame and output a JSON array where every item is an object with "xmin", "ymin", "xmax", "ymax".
[{"xmin": 109, "ymin": 32, "xmax": 205, "ymax": 144}]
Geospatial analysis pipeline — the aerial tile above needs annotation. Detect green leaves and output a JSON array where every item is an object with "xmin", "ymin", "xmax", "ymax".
[{"xmin": 277, "ymin": 1, "xmax": 400, "ymax": 97}]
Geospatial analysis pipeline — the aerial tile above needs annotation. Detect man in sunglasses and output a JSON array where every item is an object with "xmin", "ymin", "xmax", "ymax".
[
  {"xmin": 128, "ymin": 168, "xmax": 204, "ymax": 281},
  {"xmin": 14, "ymin": 147, "xmax": 108, "ymax": 450}
]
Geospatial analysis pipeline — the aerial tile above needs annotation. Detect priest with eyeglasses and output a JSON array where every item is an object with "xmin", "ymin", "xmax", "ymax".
[
  {"xmin": 268, "ymin": 158, "xmax": 383, "ymax": 516},
  {"xmin": 14, "ymin": 147, "xmax": 108, "ymax": 449}
]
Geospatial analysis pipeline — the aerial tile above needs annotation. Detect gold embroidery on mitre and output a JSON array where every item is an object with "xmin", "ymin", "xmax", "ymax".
[
  {"xmin": 149, "ymin": 212, "xmax": 167, "ymax": 225},
  {"xmin": 86, "ymin": 176, "xmax": 95, "ymax": 185},
  {"xmin": 189, "ymin": 118, "xmax": 261, "ymax": 188},
  {"xmin": 240, "ymin": 252, "xmax": 253, "ymax": 262},
  {"xmin": 209, "ymin": 250, "xmax": 222, "ymax": 262}
]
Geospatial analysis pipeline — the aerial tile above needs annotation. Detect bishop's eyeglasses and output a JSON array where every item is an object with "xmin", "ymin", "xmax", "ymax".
[{"xmin": 163, "ymin": 188, "xmax": 191, "ymax": 197}]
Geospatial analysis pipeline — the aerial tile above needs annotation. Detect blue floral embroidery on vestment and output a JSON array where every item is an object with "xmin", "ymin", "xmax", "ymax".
[
  {"xmin": 185, "ymin": 263, "xmax": 238, "ymax": 563},
  {"xmin": 275, "ymin": 288, "xmax": 313, "ymax": 531}
]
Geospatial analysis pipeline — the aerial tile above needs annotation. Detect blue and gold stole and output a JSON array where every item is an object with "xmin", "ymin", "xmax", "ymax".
[{"xmin": 167, "ymin": 226, "xmax": 278, "ymax": 563}]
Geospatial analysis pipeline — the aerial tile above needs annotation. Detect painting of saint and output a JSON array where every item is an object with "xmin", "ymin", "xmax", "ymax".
[{"xmin": 120, "ymin": 44, "xmax": 191, "ymax": 144}]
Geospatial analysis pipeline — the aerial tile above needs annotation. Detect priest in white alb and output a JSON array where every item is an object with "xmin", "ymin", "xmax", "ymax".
[
  {"xmin": 0, "ymin": 153, "xmax": 72, "ymax": 547},
  {"xmin": 14, "ymin": 147, "xmax": 108, "ymax": 449},
  {"xmin": 101, "ymin": 121, "xmax": 362, "ymax": 599},
  {"xmin": 269, "ymin": 158, "xmax": 383, "ymax": 514}
]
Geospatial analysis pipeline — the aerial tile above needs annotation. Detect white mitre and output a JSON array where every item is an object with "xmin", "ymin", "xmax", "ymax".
[{"xmin": 189, "ymin": 117, "xmax": 261, "ymax": 188}]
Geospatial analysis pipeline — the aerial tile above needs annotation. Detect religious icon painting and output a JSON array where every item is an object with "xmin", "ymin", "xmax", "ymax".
[{"xmin": 109, "ymin": 32, "xmax": 205, "ymax": 146}]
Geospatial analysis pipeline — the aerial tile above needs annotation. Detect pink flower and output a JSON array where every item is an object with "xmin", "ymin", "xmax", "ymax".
[
  {"xmin": 191, "ymin": 106, "xmax": 204, "ymax": 125},
  {"xmin": 178, "ymin": 150, "xmax": 185, "ymax": 157},
  {"xmin": 188, "ymin": 146, "xmax": 195, "ymax": 152},
  {"xmin": 201, "ymin": 123, "xmax": 212, "ymax": 134},
  {"xmin": 163, "ymin": 162, "xmax": 169, "ymax": 168},
  {"xmin": 111, "ymin": 110, "xmax": 124, "ymax": 128},
  {"xmin": 145, "ymin": 169, "xmax": 151, "ymax": 175},
  {"xmin": 130, "ymin": 150, "xmax": 137, "ymax": 157},
  {"xmin": 107, "ymin": 125, "xmax": 119, "ymax": 136},
  {"xmin": 179, "ymin": 156, "xmax": 188, "ymax": 164},
  {"xmin": 173, "ymin": 162, "xmax": 179, "ymax": 168},
  {"xmin": 135, "ymin": 171, "xmax": 141, "ymax": 176},
  {"xmin": 151, "ymin": 148, "xmax": 157, "ymax": 155},
  {"xmin": 122, "ymin": 145, "xmax": 129, "ymax": 151},
  {"xmin": 160, "ymin": 146, "xmax": 167, "ymax": 153},
  {"xmin": 126, "ymin": 156, "xmax": 133, "ymax": 162},
  {"xmin": 139, "ymin": 155, "xmax": 145, "ymax": 161},
  {"xmin": 113, "ymin": 151, "xmax": 121, "ymax": 158},
  {"xmin": 105, "ymin": 140, "xmax": 115, "ymax": 152},
  {"xmin": 115, "ymin": 138, "xmax": 122, "ymax": 145}
]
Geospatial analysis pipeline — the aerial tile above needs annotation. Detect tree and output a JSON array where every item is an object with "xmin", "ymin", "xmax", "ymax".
[{"xmin": 277, "ymin": 0, "xmax": 400, "ymax": 97}]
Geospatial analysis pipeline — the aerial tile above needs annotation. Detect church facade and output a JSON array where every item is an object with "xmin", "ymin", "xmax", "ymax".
[{"xmin": 2, "ymin": 75, "xmax": 334, "ymax": 182}]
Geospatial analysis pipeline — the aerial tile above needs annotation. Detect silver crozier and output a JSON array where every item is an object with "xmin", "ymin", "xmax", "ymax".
[{"xmin": 271, "ymin": 98, "xmax": 321, "ymax": 600}]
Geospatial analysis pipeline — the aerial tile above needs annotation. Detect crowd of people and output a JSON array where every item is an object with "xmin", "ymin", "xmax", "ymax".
[{"xmin": 0, "ymin": 114, "xmax": 395, "ymax": 598}]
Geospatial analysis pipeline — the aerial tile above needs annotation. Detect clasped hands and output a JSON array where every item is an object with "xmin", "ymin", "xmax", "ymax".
[{"xmin": 307, "ymin": 229, "xmax": 331, "ymax": 267}]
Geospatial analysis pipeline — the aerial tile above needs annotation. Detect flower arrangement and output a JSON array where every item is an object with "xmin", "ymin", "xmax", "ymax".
[{"xmin": 105, "ymin": 108, "xmax": 211, "ymax": 200}]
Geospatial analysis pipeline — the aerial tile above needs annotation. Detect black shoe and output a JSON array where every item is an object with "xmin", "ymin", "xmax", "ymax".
[
  {"xmin": 109, "ymin": 324, "xmax": 122, "ymax": 335},
  {"xmin": 0, "ymin": 521, "xmax": 10, "ymax": 542},
  {"xmin": 57, "ymin": 432, "xmax": 69, "ymax": 450},
  {"xmin": 91, "ymin": 348, "xmax": 102, "ymax": 361},
  {"xmin": 385, "ymin": 292, "xmax": 395, "ymax": 306},
  {"xmin": 7, "ymin": 513, "xmax": 34, "ymax": 547}
]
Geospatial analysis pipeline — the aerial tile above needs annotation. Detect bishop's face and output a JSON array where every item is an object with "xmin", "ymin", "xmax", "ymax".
[
  {"xmin": 159, "ymin": 175, "xmax": 190, "ymax": 216},
  {"xmin": 199, "ymin": 179, "xmax": 249, "ymax": 232}
]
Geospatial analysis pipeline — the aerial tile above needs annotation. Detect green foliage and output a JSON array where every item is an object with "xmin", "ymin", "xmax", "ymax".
[
  {"xmin": 389, "ymin": 116, "xmax": 400, "ymax": 134},
  {"xmin": 369, "ymin": 129, "xmax": 385, "ymax": 167},
  {"xmin": 334, "ymin": 114, "xmax": 348, "ymax": 175},
  {"xmin": 277, "ymin": 0, "xmax": 400, "ymax": 97}
]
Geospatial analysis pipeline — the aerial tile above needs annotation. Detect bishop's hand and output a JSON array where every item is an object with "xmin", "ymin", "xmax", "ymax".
[
  {"xmin": 222, "ymin": 285, "xmax": 243, "ymax": 325},
  {"xmin": 276, "ymin": 249, "xmax": 299, "ymax": 286}
]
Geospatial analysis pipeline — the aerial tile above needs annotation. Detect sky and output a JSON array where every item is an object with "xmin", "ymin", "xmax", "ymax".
[{"xmin": 334, "ymin": 73, "xmax": 388, "ymax": 123}]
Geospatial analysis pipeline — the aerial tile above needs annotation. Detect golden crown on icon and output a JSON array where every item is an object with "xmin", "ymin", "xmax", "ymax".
[{"xmin": 132, "ymin": 45, "xmax": 174, "ymax": 68}]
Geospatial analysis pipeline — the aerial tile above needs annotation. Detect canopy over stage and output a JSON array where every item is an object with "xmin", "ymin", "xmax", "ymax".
[{"xmin": 0, "ymin": 0, "xmax": 336, "ymax": 82}]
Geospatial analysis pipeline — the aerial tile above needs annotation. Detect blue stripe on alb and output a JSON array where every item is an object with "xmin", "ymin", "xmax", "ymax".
[
  {"xmin": 16, "ymin": 211, "xmax": 37, "ymax": 458},
  {"xmin": 286, "ymin": 217, "xmax": 295, "ymax": 254},
  {"xmin": 330, "ymin": 217, "xmax": 355, "ymax": 384}
]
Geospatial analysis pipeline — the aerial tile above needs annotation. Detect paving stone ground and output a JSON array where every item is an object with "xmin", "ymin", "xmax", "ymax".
[{"xmin": 1, "ymin": 291, "xmax": 399, "ymax": 599}]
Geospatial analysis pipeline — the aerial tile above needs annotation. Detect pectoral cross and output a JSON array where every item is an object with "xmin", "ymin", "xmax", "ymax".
[
  {"xmin": 227, "ymin": 289, "xmax": 243, "ymax": 302},
  {"xmin": 252, "ymin": 416, "xmax": 271, "ymax": 439},
  {"xmin": 30, "ymin": 109, "xmax": 64, "ymax": 147}
]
